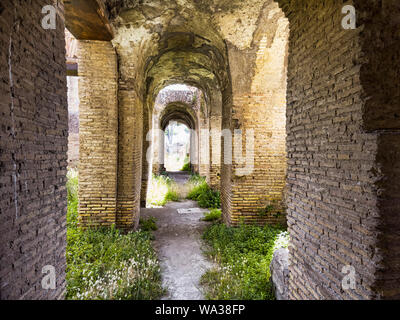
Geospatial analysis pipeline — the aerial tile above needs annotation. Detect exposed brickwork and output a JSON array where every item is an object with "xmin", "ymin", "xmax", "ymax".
[
  {"xmin": 0, "ymin": 0, "xmax": 67, "ymax": 299},
  {"xmin": 115, "ymin": 45, "xmax": 146, "ymax": 230},
  {"xmin": 78, "ymin": 40, "xmax": 118, "ymax": 227},
  {"xmin": 116, "ymin": 87, "xmax": 143, "ymax": 230},
  {"xmin": 209, "ymin": 115, "xmax": 222, "ymax": 189},
  {"xmin": 69, "ymin": 0, "xmax": 400, "ymax": 300},
  {"xmin": 282, "ymin": 0, "xmax": 380, "ymax": 300},
  {"xmin": 225, "ymin": 2, "xmax": 289, "ymax": 225},
  {"xmin": 375, "ymin": 133, "xmax": 400, "ymax": 298},
  {"xmin": 356, "ymin": 1, "xmax": 400, "ymax": 299}
]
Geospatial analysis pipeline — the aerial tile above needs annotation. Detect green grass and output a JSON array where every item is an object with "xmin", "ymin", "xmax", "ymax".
[
  {"xmin": 139, "ymin": 217, "xmax": 158, "ymax": 231},
  {"xmin": 180, "ymin": 156, "xmax": 191, "ymax": 172},
  {"xmin": 201, "ymin": 223, "xmax": 289, "ymax": 300},
  {"xmin": 66, "ymin": 170, "xmax": 165, "ymax": 300},
  {"xmin": 202, "ymin": 209, "xmax": 222, "ymax": 222},
  {"xmin": 181, "ymin": 162, "xmax": 191, "ymax": 172},
  {"xmin": 165, "ymin": 190, "xmax": 179, "ymax": 202},
  {"xmin": 187, "ymin": 175, "xmax": 221, "ymax": 209},
  {"xmin": 147, "ymin": 174, "xmax": 180, "ymax": 207}
]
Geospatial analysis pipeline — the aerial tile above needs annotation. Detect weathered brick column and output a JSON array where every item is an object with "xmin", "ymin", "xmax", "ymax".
[
  {"xmin": 0, "ymin": 0, "xmax": 68, "ymax": 299},
  {"xmin": 78, "ymin": 41, "xmax": 118, "ymax": 227},
  {"xmin": 114, "ymin": 44, "xmax": 145, "ymax": 231},
  {"xmin": 224, "ymin": 2, "xmax": 289, "ymax": 226},
  {"xmin": 279, "ymin": 0, "xmax": 400, "ymax": 300},
  {"xmin": 209, "ymin": 115, "xmax": 222, "ymax": 189},
  {"xmin": 116, "ymin": 87, "xmax": 143, "ymax": 231}
]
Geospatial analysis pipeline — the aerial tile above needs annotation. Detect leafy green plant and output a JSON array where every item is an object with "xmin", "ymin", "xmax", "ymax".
[
  {"xmin": 186, "ymin": 176, "xmax": 220, "ymax": 209},
  {"xmin": 197, "ymin": 188, "xmax": 221, "ymax": 209},
  {"xmin": 201, "ymin": 223, "xmax": 288, "ymax": 300},
  {"xmin": 202, "ymin": 209, "xmax": 222, "ymax": 222},
  {"xmin": 139, "ymin": 217, "xmax": 158, "ymax": 231},
  {"xmin": 66, "ymin": 170, "xmax": 165, "ymax": 300},
  {"xmin": 188, "ymin": 173, "xmax": 205, "ymax": 184}
]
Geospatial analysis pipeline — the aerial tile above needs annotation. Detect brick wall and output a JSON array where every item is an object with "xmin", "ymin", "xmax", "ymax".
[
  {"xmin": 78, "ymin": 40, "xmax": 118, "ymax": 227},
  {"xmin": 0, "ymin": 0, "xmax": 67, "ymax": 299},
  {"xmin": 72, "ymin": 0, "xmax": 400, "ymax": 300},
  {"xmin": 116, "ymin": 85, "xmax": 143, "ymax": 230},
  {"xmin": 209, "ymin": 115, "xmax": 222, "ymax": 189},
  {"xmin": 115, "ymin": 45, "xmax": 146, "ymax": 230},
  {"xmin": 357, "ymin": 1, "xmax": 400, "ymax": 298},
  {"xmin": 281, "ymin": 0, "xmax": 380, "ymax": 299}
]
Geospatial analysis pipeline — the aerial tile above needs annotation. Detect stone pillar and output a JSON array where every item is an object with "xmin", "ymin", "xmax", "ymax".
[
  {"xmin": 0, "ymin": 0, "xmax": 67, "ymax": 299},
  {"xmin": 141, "ymin": 107, "xmax": 151, "ymax": 207},
  {"xmin": 210, "ymin": 115, "xmax": 222, "ymax": 189},
  {"xmin": 199, "ymin": 118, "xmax": 211, "ymax": 180},
  {"xmin": 78, "ymin": 40, "xmax": 118, "ymax": 227},
  {"xmin": 116, "ymin": 87, "xmax": 143, "ymax": 230}
]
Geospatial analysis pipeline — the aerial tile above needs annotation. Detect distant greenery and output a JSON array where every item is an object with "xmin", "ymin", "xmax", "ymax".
[
  {"xmin": 187, "ymin": 175, "xmax": 221, "ymax": 209},
  {"xmin": 201, "ymin": 223, "xmax": 289, "ymax": 300},
  {"xmin": 139, "ymin": 217, "xmax": 158, "ymax": 232},
  {"xmin": 66, "ymin": 170, "xmax": 165, "ymax": 300},
  {"xmin": 202, "ymin": 209, "xmax": 222, "ymax": 222},
  {"xmin": 147, "ymin": 174, "xmax": 179, "ymax": 207}
]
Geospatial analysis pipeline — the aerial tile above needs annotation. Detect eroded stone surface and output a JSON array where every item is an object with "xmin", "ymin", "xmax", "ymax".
[{"xmin": 270, "ymin": 248, "xmax": 289, "ymax": 300}]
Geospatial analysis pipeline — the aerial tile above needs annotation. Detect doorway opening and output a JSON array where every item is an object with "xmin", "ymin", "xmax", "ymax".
[{"xmin": 164, "ymin": 121, "xmax": 191, "ymax": 172}]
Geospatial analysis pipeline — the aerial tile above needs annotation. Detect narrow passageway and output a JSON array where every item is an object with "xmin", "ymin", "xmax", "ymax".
[{"xmin": 141, "ymin": 172, "xmax": 214, "ymax": 300}]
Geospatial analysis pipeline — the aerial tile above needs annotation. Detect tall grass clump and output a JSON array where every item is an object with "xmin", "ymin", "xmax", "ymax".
[
  {"xmin": 180, "ymin": 156, "xmax": 191, "ymax": 172},
  {"xmin": 201, "ymin": 223, "xmax": 289, "ymax": 300},
  {"xmin": 147, "ymin": 174, "xmax": 179, "ymax": 207},
  {"xmin": 66, "ymin": 169, "xmax": 79, "ymax": 227},
  {"xmin": 202, "ymin": 209, "xmax": 222, "ymax": 222},
  {"xmin": 186, "ymin": 175, "xmax": 220, "ymax": 209},
  {"xmin": 66, "ymin": 169, "xmax": 165, "ymax": 300}
]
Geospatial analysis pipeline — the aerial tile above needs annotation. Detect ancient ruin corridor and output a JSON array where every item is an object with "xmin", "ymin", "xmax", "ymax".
[{"xmin": 1, "ymin": 0, "xmax": 400, "ymax": 301}]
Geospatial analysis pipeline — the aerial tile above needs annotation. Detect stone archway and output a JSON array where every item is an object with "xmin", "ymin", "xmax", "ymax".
[
  {"xmin": 74, "ymin": 0, "xmax": 400, "ymax": 299},
  {"xmin": 159, "ymin": 103, "xmax": 198, "ymax": 173},
  {"xmin": 140, "ymin": 84, "xmax": 212, "ymax": 206}
]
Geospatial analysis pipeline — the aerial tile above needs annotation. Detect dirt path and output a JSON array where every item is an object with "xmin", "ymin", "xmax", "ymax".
[{"xmin": 141, "ymin": 172, "xmax": 214, "ymax": 300}]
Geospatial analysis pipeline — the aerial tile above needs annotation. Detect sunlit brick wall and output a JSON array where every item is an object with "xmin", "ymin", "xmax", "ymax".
[{"xmin": 78, "ymin": 41, "xmax": 118, "ymax": 227}]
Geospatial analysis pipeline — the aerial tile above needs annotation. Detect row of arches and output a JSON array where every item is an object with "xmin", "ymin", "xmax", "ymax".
[{"xmin": 73, "ymin": 0, "xmax": 400, "ymax": 299}]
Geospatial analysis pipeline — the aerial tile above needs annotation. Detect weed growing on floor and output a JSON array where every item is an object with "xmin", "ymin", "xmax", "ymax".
[
  {"xmin": 187, "ymin": 175, "xmax": 221, "ymax": 209},
  {"xmin": 147, "ymin": 174, "xmax": 180, "ymax": 207},
  {"xmin": 140, "ymin": 217, "xmax": 158, "ymax": 231},
  {"xmin": 66, "ymin": 170, "xmax": 165, "ymax": 300},
  {"xmin": 180, "ymin": 156, "xmax": 191, "ymax": 172},
  {"xmin": 202, "ymin": 209, "xmax": 222, "ymax": 222},
  {"xmin": 201, "ymin": 222, "xmax": 289, "ymax": 300}
]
